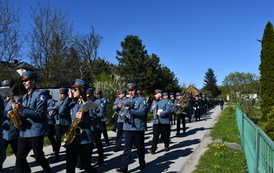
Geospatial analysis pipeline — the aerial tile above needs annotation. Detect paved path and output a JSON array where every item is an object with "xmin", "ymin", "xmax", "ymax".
[{"xmin": 2, "ymin": 105, "xmax": 223, "ymax": 173}]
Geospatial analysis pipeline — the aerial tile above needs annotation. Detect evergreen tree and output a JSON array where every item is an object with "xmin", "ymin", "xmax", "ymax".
[
  {"xmin": 202, "ymin": 68, "xmax": 220, "ymax": 98},
  {"xmin": 259, "ymin": 22, "xmax": 274, "ymax": 135},
  {"xmin": 116, "ymin": 35, "xmax": 159, "ymax": 94},
  {"xmin": 259, "ymin": 21, "xmax": 274, "ymax": 122}
]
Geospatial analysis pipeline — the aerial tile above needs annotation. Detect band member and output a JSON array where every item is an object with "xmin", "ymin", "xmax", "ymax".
[
  {"xmin": 44, "ymin": 90, "xmax": 57, "ymax": 162},
  {"xmin": 52, "ymin": 87, "xmax": 72, "ymax": 162},
  {"xmin": 2, "ymin": 80, "xmax": 20, "ymax": 166},
  {"xmin": 185, "ymin": 95, "xmax": 194, "ymax": 123},
  {"xmin": 94, "ymin": 89, "xmax": 110, "ymax": 146},
  {"xmin": 193, "ymin": 95, "xmax": 202, "ymax": 121},
  {"xmin": 147, "ymin": 89, "xmax": 172, "ymax": 154},
  {"xmin": 112, "ymin": 89, "xmax": 127, "ymax": 152},
  {"xmin": 11, "ymin": 71, "xmax": 52, "ymax": 173},
  {"xmin": 116, "ymin": 83, "xmax": 147, "ymax": 173},
  {"xmin": 0, "ymin": 87, "xmax": 6, "ymax": 171},
  {"xmin": 87, "ymin": 88, "xmax": 104, "ymax": 166},
  {"xmin": 66, "ymin": 79, "xmax": 97, "ymax": 173},
  {"xmin": 169, "ymin": 92, "xmax": 176, "ymax": 125},
  {"xmin": 173, "ymin": 93, "xmax": 186, "ymax": 135}
]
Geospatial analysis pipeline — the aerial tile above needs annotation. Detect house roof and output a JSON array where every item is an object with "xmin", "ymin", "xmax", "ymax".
[
  {"xmin": 14, "ymin": 62, "xmax": 35, "ymax": 70},
  {"xmin": 0, "ymin": 60, "xmax": 35, "ymax": 70}
]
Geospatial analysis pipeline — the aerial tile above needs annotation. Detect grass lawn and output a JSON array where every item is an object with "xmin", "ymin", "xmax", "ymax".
[{"xmin": 192, "ymin": 106, "xmax": 248, "ymax": 173}]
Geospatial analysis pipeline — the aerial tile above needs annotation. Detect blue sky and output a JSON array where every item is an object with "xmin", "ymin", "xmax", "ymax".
[{"xmin": 13, "ymin": 0, "xmax": 274, "ymax": 89}]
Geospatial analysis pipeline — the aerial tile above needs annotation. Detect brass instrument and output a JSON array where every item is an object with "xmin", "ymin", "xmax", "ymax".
[
  {"xmin": 63, "ymin": 100, "xmax": 97, "ymax": 145},
  {"xmin": 119, "ymin": 102, "xmax": 131, "ymax": 120},
  {"xmin": 174, "ymin": 93, "xmax": 189, "ymax": 114},
  {"xmin": 7, "ymin": 95, "xmax": 23, "ymax": 129},
  {"xmin": 63, "ymin": 116, "xmax": 83, "ymax": 145}
]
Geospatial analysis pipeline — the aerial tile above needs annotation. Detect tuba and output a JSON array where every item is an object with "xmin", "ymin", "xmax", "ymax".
[
  {"xmin": 63, "ymin": 100, "xmax": 98, "ymax": 145},
  {"xmin": 174, "ymin": 93, "xmax": 189, "ymax": 114},
  {"xmin": 7, "ymin": 95, "xmax": 23, "ymax": 129}
]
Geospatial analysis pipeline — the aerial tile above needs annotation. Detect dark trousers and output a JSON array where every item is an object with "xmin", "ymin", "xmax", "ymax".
[
  {"xmin": 5, "ymin": 139, "xmax": 18, "ymax": 156},
  {"xmin": 171, "ymin": 113, "xmax": 176, "ymax": 125},
  {"xmin": 194, "ymin": 108, "xmax": 201, "ymax": 121},
  {"xmin": 16, "ymin": 136, "xmax": 52, "ymax": 173},
  {"xmin": 55, "ymin": 125, "xmax": 69, "ymax": 156},
  {"xmin": 101, "ymin": 121, "xmax": 109, "ymax": 145},
  {"xmin": 66, "ymin": 143, "xmax": 97, "ymax": 173},
  {"xmin": 176, "ymin": 114, "xmax": 186, "ymax": 134},
  {"xmin": 92, "ymin": 131, "xmax": 104, "ymax": 162},
  {"xmin": 114, "ymin": 122, "xmax": 124, "ymax": 150},
  {"xmin": 121, "ymin": 131, "xmax": 145, "ymax": 170},
  {"xmin": 151, "ymin": 124, "xmax": 170, "ymax": 151},
  {"xmin": 47, "ymin": 124, "xmax": 57, "ymax": 154}
]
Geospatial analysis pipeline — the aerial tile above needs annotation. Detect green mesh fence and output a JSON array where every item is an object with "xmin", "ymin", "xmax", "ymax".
[{"xmin": 236, "ymin": 107, "xmax": 274, "ymax": 173}]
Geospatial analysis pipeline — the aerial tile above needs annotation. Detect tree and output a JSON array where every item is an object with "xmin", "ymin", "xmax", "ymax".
[
  {"xmin": 222, "ymin": 72, "xmax": 260, "ymax": 121},
  {"xmin": 73, "ymin": 26, "xmax": 103, "ymax": 81},
  {"xmin": 259, "ymin": 21, "xmax": 274, "ymax": 123},
  {"xmin": 0, "ymin": 0, "xmax": 22, "ymax": 81},
  {"xmin": 116, "ymin": 35, "xmax": 159, "ymax": 94},
  {"xmin": 155, "ymin": 65, "xmax": 180, "ymax": 93},
  {"xmin": 28, "ymin": 2, "xmax": 73, "ymax": 87},
  {"xmin": 0, "ymin": 0, "xmax": 21, "ymax": 62},
  {"xmin": 202, "ymin": 68, "xmax": 220, "ymax": 98}
]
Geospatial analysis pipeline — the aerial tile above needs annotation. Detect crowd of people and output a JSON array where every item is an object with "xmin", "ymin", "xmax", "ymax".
[{"xmin": 0, "ymin": 71, "xmax": 224, "ymax": 173}]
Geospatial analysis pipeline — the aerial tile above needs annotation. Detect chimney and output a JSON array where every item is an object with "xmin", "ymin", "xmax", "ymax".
[{"xmin": 12, "ymin": 59, "xmax": 18, "ymax": 64}]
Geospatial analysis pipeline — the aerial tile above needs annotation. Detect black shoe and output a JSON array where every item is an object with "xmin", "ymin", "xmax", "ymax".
[
  {"xmin": 116, "ymin": 168, "xmax": 128, "ymax": 173},
  {"xmin": 52, "ymin": 156, "xmax": 59, "ymax": 163},
  {"xmin": 132, "ymin": 145, "xmax": 137, "ymax": 149},
  {"xmin": 94, "ymin": 160, "xmax": 104, "ymax": 166},
  {"xmin": 165, "ymin": 147, "xmax": 170, "ymax": 152},
  {"xmin": 77, "ymin": 164, "xmax": 84, "ymax": 170},
  {"xmin": 113, "ymin": 148, "xmax": 120, "ymax": 152},
  {"xmin": 176, "ymin": 133, "xmax": 180, "ymax": 136},
  {"xmin": 147, "ymin": 148, "xmax": 155, "ymax": 154},
  {"xmin": 139, "ymin": 162, "xmax": 145, "ymax": 170}
]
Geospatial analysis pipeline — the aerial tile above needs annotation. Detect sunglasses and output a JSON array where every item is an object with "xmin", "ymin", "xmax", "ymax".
[
  {"xmin": 22, "ymin": 79, "xmax": 30, "ymax": 82},
  {"xmin": 72, "ymin": 88, "xmax": 80, "ymax": 91}
]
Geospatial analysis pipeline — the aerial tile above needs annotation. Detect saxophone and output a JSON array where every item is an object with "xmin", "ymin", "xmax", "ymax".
[
  {"xmin": 63, "ymin": 101, "xmax": 94, "ymax": 145},
  {"xmin": 7, "ymin": 95, "xmax": 23, "ymax": 129},
  {"xmin": 63, "ymin": 117, "xmax": 83, "ymax": 145}
]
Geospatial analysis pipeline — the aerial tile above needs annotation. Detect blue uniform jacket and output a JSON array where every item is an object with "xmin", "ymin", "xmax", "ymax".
[
  {"xmin": 47, "ymin": 98, "xmax": 56, "ymax": 125},
  {"xmin": 123, "ymin": 96, "xmax": 147, "ymax": 131},
  {"xmin": 2, "ymin": 96, "xmax": 20, "ymax": 140},
  {"xmin": 55, "ymin": 96, "xmax": 72, "ymax": 126},
  {"xmin": 19, "ymin": 90, "xmax": 49, "ymax": 137},
  {"xmin": 150, "ymin": 98, "xmax": 172, "ymax": 124},
  {"xmin": 89, "ymin": 101, "xmax": 103, "ymax": 132},
  {"xmin": 0, "ymin": 95, "xmax": 6, "ymax": 164},
  {"xmin": 94, "ymin": 98, "xmax": 107, "ymax": 122},
  {"xmin": 69, "ymin": 101, "xmax": 94, "ymax": 145}
]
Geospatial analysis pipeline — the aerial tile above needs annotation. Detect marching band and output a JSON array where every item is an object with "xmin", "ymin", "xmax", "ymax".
[{"xmin": 0, "ymin": 71, "xmax": 222, "ymax": 173}]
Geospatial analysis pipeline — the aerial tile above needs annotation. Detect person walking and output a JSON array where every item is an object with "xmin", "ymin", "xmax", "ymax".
[
  {"xmin": 52, "ymin": 87, "xmax": 72, "ymax": 162},
  {"xmin": 147, "ymin": 89, "xmax": 172, "ymax": 154},
  {"xmin": 11, "ymin": 71, "xmax": 52, "ymax": 173},
  {"xmin": 65, "ymin": 79, "xmax": 97, "ymax": 173},
  {"xmin": 112, "ymin": 89, "xmax": 127, "ymax": 152},
  {"xmin": 94, "ymin": 89, "xmax": 110, "ymax": 146},
  {"xmin": 1, "ymin": 80, "xmax": 20, "ymax": 167},
  {"xmin": 116, "ymin": 83, "xmax": 147, "ymax": 173}
]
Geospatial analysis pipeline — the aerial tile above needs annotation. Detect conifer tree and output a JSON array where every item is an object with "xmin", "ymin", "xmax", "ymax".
[
  {"xmin": 116, "ymin": 35, "xmax": 159, "ymax": 94},
  {"xmin": 202, "ymin": 68, "xmax": 220, "ymax": 98},
  {"xmin": 259, "ymin": 21, "xmax": 274, "ymax": 123}
]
